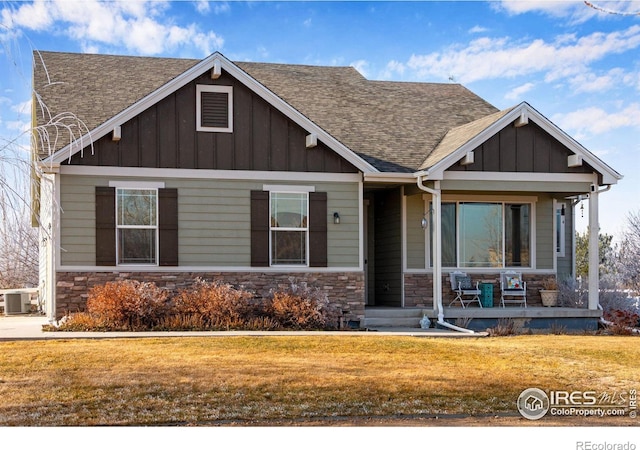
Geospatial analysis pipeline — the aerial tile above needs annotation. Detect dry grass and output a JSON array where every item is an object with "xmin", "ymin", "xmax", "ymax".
[{"xmin": 0, "ymin": 335, "xmax": 638, "ymax": 426}]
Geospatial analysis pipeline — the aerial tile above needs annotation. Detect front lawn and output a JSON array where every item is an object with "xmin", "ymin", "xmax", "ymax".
[{"xmin": 0, "ymin": 335, "xmax": 638, "ymax": 426}]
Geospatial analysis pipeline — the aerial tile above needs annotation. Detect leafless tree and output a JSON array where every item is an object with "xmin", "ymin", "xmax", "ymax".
[
  {"xmin": 1, "ymin": 23, "xmax": 91, "ymax": 289},
  {"xmin": 618, "ymin": 210, "xmax": 640, "ymax": 295}
]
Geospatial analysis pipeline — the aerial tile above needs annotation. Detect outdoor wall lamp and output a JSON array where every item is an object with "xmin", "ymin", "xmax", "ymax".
[
  {"xmin": 421, "ymin": 214, "xmax": 428, "ymax": 230},
  {"xmin": 333, "ymin": 212, "xmax": 340, "ymax": 224}
]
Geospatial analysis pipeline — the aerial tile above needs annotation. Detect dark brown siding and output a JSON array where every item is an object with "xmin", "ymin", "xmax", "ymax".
[
  {"xmin": 67, "ymin": 71, "xmax": 359, "ymax": 174},
  {"xmin": 309, "ymin": 192, "xmax": 328, "ymax": 267},
  {"xmin": 95, "ymin": 187, "xmax": 116, "ymax": 266},
  {"xmin": 250, "ymin": 190, "xmax": 270, "ymax": 267},
  {"xmin": 449, "ymin": 121, "xmax": 596, "ymax": 174},
  {"xmin": 158, "ymin": 188, "xmax": 179, "ymax": 266}
]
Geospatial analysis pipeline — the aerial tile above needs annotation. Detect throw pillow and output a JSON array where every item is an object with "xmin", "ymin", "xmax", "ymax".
[
  {"xmin": 456, "ymin": 275, "xmax": 473, "ymax": 290},
  {"xmin": 506, "ymin": 275, "xmax": 522, "ymax": 290}
]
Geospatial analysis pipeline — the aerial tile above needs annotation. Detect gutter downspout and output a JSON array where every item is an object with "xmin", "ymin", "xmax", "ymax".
[{"xmin": 416, "ymin": 173, "xmax": 474, "ymax": 334}]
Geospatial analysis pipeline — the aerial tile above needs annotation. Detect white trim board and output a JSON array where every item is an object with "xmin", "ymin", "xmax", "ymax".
[
  {"xmin": 56, "ymin": 265, "xmax": 364, "ymax": 273},
  {"xmin": 61, "ymin": 165, "xmax": 362, "ymax": 183}
]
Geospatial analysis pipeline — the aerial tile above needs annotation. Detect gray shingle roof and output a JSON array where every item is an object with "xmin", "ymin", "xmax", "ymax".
[{"xmin": 34, "ymin": 51, "xmax": 500, "ymax": 172}]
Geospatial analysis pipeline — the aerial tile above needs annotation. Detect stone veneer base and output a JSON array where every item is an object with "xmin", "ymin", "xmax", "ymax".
[{"xmin": 55, "ymin": 271, "xmax": 365, "ymax": 324}]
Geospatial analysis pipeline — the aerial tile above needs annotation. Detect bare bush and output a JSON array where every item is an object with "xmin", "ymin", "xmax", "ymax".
[{"xmin": 266, "ymin": 280, "xmax": 342, "ymax": 330}]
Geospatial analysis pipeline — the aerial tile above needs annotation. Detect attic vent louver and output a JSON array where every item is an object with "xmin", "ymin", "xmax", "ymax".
[
  {"xmin": 196, "ymin": 85, "xmax": 233, "ymax": 133},
  {"xmin": 201, "ymin": 92, "xmax": 228, "ymax": 128}
]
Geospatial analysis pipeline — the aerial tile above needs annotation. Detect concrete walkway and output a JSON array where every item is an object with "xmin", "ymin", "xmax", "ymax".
[{"xmin": 0, "ymin": 314, "xmax": 487, "ymax": 340}]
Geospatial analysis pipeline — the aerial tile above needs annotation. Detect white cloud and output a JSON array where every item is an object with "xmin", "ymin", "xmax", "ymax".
[
  {"xmin": 303, "ymin": 18, "xmax": 312, "ymax": 27},
  {"xmin": 12, "ymin": 99, "xmax": 31, "ymax": 115},
  {"xmin": 404, "ymin": 25, "xmax": 640, "ymax": 86},
  {"xmin": 495, "ymin": 0, "xmax": 583, "ymax": 16},
  {"xmin": 496, "ymin": 1, "xmax": 640, "ymax": 24},
  {"xmin": 553, "ymin": 103, "xmax": 640, "ymax": 137},
  {"xmin": 350, "ymin": 59, "xmax": 369, "ymax": 78},
  {"xmin": 1, "ymin": 1, "xmax": 53, "ymax": 30},
  {"xmin": 6, "ymin": 120, "xmax": 30, "ymax": 134},
  {"xmin": 194, "ymin": 0, "xmax": 210, "ymax": 14},
  {"xmin": 0, "ymin": 0, "xmax": 223, "ymax": 56},
  {"xmin": 505, "ymin": 82, "xmax": 535, "ymax": 100},
  {"xmin": 379, "ymin": 60, "xmax": 405, "ymax": 79},
  {"xmin": 469, "ymin": 25, "xmax": 489, "ymax": 34},
  {"xmin": 212, "ymin": 2, "xmax": 230, "ymax": 15}
]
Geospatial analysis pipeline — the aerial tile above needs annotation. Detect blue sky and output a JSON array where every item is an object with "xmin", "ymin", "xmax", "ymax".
[{"xmin": 1, "ymin": 0, "xmax": 639, "ymax": 240}]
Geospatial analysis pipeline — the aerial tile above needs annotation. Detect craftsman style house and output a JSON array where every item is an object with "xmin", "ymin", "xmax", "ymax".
[{"xmin": 33, "ymin": 51, "xmax": 622, "ymax": 330}]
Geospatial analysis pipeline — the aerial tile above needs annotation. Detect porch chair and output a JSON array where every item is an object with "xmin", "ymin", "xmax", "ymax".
[
  {"xmin": 449, "ymin": 272, "xmax": 482, "ymax": 308},
  {"xmin": 500, "ymin": 271, "xmax": 527, "ymax": 308}
]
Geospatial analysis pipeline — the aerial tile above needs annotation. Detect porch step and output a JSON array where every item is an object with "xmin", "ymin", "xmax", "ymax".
[{"xmin": 364, "ymin": 308, "xmax": 427, "ymax": 328}]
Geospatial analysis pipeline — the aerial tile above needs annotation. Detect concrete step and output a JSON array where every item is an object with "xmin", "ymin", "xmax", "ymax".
[
  {"xmin": 363, "ymin": 308, "xmax": 427, "ymax": 328},
  {"xmin": 364, "ymin": 317, "xmax": 422, "ymax": 328}
]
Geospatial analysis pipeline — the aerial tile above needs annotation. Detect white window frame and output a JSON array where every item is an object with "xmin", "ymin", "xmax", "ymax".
[
  {"xmin": 436, "ymin": 195, "xmax": 537, "ymax": 269},
  {"xmin": 115, "ymin": 187, "xmax": 159, "ymax": 266},
  {"xmin": 556, "ymin": 202, "xmax": 566, "ymax": 258},
  {"xmin": 266, "ymin": 186, "xmax": 313, "ymax": 267},
  {"xmin": 196, "ymin": 84, "xmax": 233, "ymax": 133}
]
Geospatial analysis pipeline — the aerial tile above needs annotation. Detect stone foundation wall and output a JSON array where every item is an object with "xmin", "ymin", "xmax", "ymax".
[
  {"xmin": 403, "ymin": 274, "xmax": 434, "ymax": 308},
  {"xmin": 404, "ymin": 272, "xmax": 552, "ymax": 308},
  {"xmin": 55, "ymin": 271, "xmax": 365, "ymax": 324}
]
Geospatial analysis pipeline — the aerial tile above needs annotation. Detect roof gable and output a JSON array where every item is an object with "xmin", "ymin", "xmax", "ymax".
[
  {"xmin": 422, "ymin": 103, "xmax": 622, "ymax": 185},
  {"xmin": 38, "ymin": 51, "xmax": 376, "ymax": 173}
]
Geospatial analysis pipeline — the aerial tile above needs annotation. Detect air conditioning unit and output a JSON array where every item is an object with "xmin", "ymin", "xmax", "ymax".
[{"xmin": 4, "ymin": 292, "xmax": 29, "ymax": 315}]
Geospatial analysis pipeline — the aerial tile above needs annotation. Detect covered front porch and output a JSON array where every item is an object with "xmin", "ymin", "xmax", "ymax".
[{"xmin": 364, "ymin": 306, "xmax": 602, "ymax": 332}]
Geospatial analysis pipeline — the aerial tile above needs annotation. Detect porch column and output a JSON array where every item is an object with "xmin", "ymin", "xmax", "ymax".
[
  {"xmin": 416, "ymin": 175, "xmax": 442, "ymax": 314},
  {"xmin": 588, "ymin": 187, "xmax": 599, "ymax": 310},
  {"xmin": 432, "ymin": 181, "xmax": 442, "ymax": 314}
]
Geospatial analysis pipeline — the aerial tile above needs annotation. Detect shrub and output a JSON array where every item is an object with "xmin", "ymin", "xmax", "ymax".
[
  {"xmin": 558, "ymin": 278, "xmax": 587, "ymax": 308},
  {"xmin": 52, "ymin": 312, "xmax": 114, "ymax": 332},
  {"xmin": 603, "ymin": 309, "xmax": 640, "ymax": 336},
  {"xmin": 172, "ymin": 278, "xmax": 256, "ymax": 329},
  {"xmin": 487, "ymin": 318, "xmax": 518, "ymax": 337},
  {"xmin": 266, "ymin": 281, "xmax": 341, "ymax": 330},
  {"xmin": 86, "ymin": 280, "xmax": 169, "ymax": 330}
]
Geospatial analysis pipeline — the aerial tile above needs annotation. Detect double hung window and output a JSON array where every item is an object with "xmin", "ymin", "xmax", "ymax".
[
  {"xmin": 116, "ymin": 188, "xmax": 158, "ymax": 265},
  {"xmin": 270, "ymin": 192, "xmax": 309, "ymax": 265}
]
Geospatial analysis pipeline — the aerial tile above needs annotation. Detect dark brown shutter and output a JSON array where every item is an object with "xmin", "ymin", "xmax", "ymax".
[
  {"xmin": 158, "ymin": 188, "xmax": 178, "ymax": 266},
  {"xmin": 95, "ymin": 186, "xmax": 116, "ymax": 266},
  {"xmin": 201, "ymin": 91, "xmax": 229, "ymax": 128},
  {"xmin": 251, "ymin": 190, "xmax": 269, "ymax": 267},
  {"xmin": 309, "ymin": 191, "xmax": 328, "ymax": 267}
]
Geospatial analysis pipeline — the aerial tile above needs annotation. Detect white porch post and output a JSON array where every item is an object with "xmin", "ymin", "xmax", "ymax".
[
  {"xmin": 588, "ymin": 187, "xmax": 599, "ymax": 310},
  {"xmin": 432, "ymin": 181, "xmax": 442, "ymax": 315},
  {"xmin": 416, "ymin": 175, "xmax": 442, "ymax": 315}
]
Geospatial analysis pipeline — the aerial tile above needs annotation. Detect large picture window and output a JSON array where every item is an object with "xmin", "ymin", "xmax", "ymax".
[
  {"xmin": 116, "ymin": 188, "xmax": 158, "ymax": 265},
  {"xmin": 270, "ymin": 192, "xmax": 308, "ymax": 265},
  {"xmin": 434, "ymin": 201, "xmax": 531, "ymax": 268}
]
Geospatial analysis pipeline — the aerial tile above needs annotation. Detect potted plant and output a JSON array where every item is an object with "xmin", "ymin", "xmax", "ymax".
[{"xmin": 540, "ymin": 277, "xmax": 559, "ymax": 307}]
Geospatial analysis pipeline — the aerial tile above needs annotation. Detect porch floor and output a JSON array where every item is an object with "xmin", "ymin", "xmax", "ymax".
[{"xmin": 364, "ymin": 306, "xmax": 602, "ymax": 331}]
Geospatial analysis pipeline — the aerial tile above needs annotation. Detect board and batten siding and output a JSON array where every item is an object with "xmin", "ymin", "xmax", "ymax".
[
  {"xmin": 59, "ymin": 175, "xmax": 360, "ymax": 267},
  {"xmin": 66, "ymin": 71, "xmax": 358, "ymax": 175}
]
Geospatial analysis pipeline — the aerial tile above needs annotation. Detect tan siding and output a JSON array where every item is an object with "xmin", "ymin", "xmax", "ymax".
[
  {"xmin": 536, "ymin": 195, "xmax": 554, "ymax": 269},
  {"xmin": 59, "ymin": 174, "xmax": 360, "ymax": 267},
  {"xmin": 405, "ymin": 193, "xmax": 426, "ymax": 269}
]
